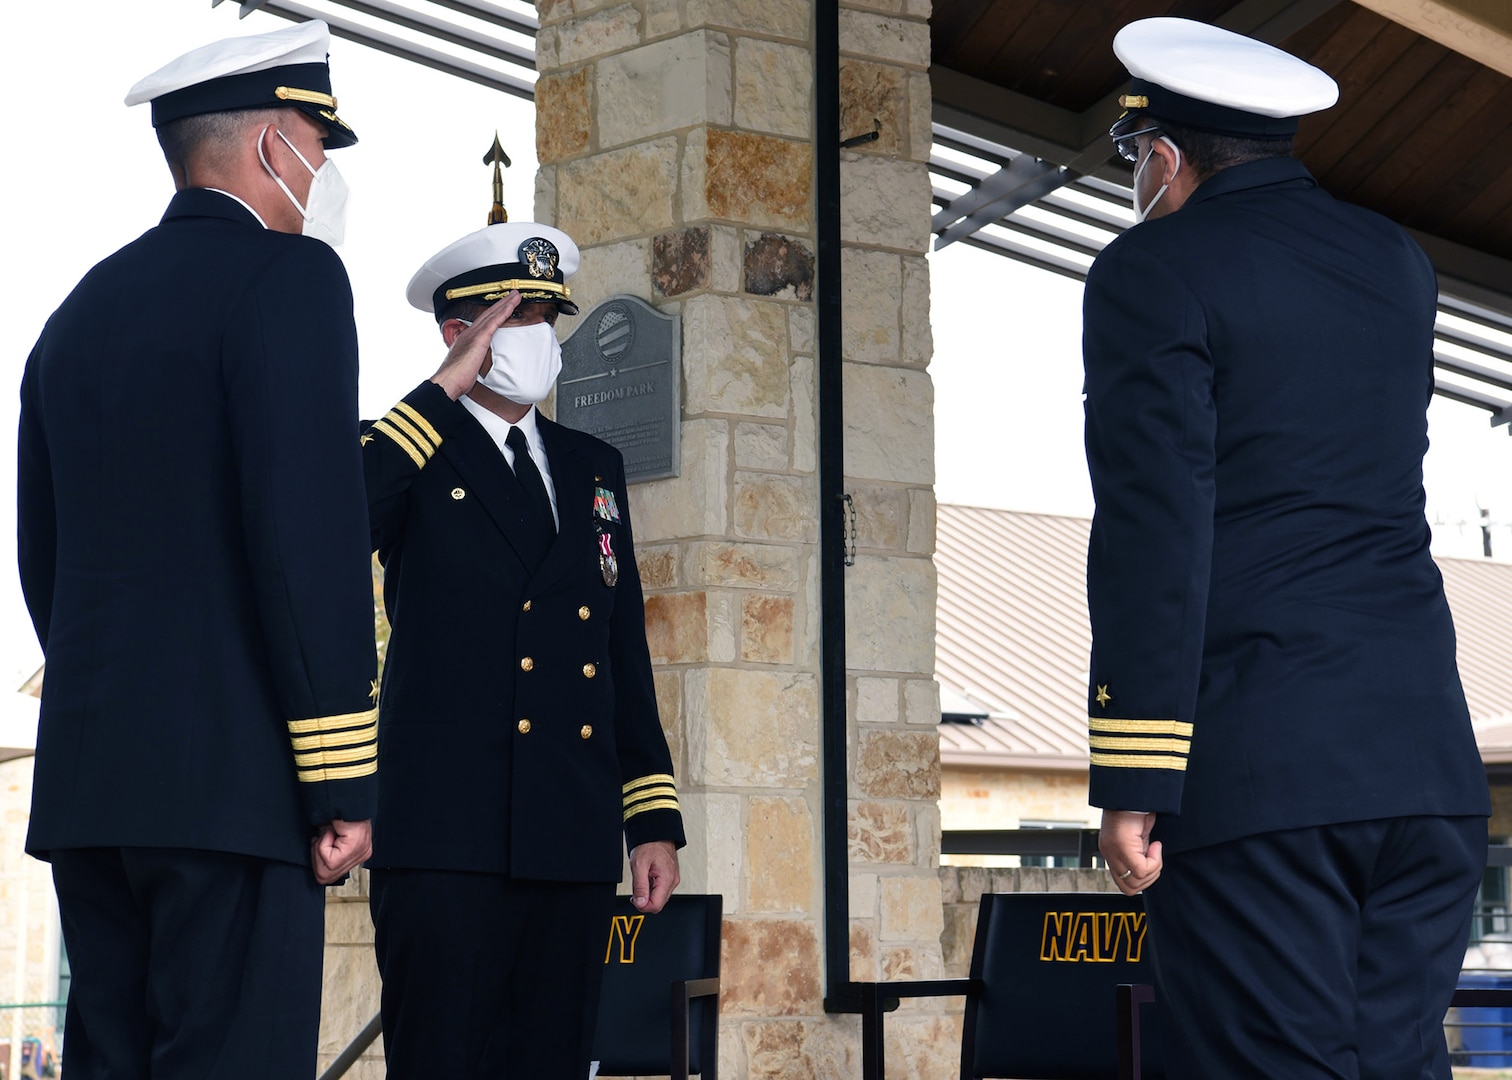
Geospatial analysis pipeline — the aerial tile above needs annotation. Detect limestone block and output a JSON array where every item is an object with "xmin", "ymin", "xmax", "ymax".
[
  {"xmin": 645, "ymin": 590, "xmax": 710, "ymax": 664},
  {"xmin": 908, "ymin": 70, "xmax": 933, "ymax": 163},
  {"xmin": 686, "ymin": 0, "xmax": 810, "ymax": 41},
  {"xmin": 314, "ymin": 1057, "xmax": 385, "ymax": 1080},
  {"xmin": 653, "ymin": 226, "xmax": 711, "ymax": 297},
  {"xmin": 654, "ymin": 669, "xmax": 684, "ymax": 769},
  {"xmin": 850, "ymin": 919, "xmax": 880, "ymax": 981},
  {"xmin": 906, "ymin": 0, "xmax": 932, "ymax": 15},
  {"xmin": 1013, "ymin": 866, "xmax": 1048, "ymax": 892},
  {"xmin": 682, "ymin": 294, "xmax": 792, "ymax": 419},
  {"xmin": 879, "ymin": 873, "xmax": 944, "ymax": 942},
  {"xmin": 844, "ymin": 554, "xmax": 935, "ymax": 673},
  {"xmin": 956, "ymin": 865, "xmax": 991, "ymax": 903},
  {"xmin": 631, "ymin": 419, "xmax": 729, "ymax": 541},
  {"xmin": 849, "ymin": 800, "xmax": 913, "ymax": 863},
  {"xmin": 328, "ymin": 867, "xmax": 369, "ymax": 900},
  {"xmin": 735, "ymin": 39, "xmax": 815, "ymax": 139},
  {"xmin": 711, "ymin": 224, "xmax": 742, "ymax": 293},
  {"xmin": 840, "ymin": 154, "xmax": 932, "ymax": 252},
  {"xmin": 843, "ymin": 363, "xmax": 933, "ymax": 485},
  {"xmin": 845, "ymin": 0, "xmax": 905, "ymax": 12},
  {"xmin": 325, "ymin": 900, "xmax": 374, "ymax": 946},
  {"xmin": 745, "ymin": 233, "xmax": 814, "ymax": 301},
  {"xmin": 734, "ymin": 421, "xmax": 790, "ymax": 471},
  {"xmin": 741, "ymin": 1017, "xmax": 860, "ymax": 1078},
  {"xmin": 855, "ymin": 729, "xmax": 940, "ymax": 800},
  {"xmin": 681, "ymin": 791, "xmax": 744, "ymax": 907},
  {"xmin": 746, "ymin": 795, "xmax": 816, "ymax": 912},
  {"xmin": 901, "ymin": 254, "xmax": 933, "ymax": 367},
  {"xmin": 789, "ymin": 305, "xmax": 815, "ymax": 354},
  {"xmin": 839, "ymin": 9, "xmax": 931, "ymax": 68},
  {"xmin": 800, "ymin": 549, "xmax": 821, "ymax": 665},
  {"xmin": 735, "ymin": 472, "xmax": 820, "ymax": 544},
  {"xmin": 790, "ymin": 354, "xmax": 817, "ymax": 474},
  {"xmin": 318, "ymin": 944, "xmax": 382, "ymax": 1054},
  {"xmin": 855, "ymin": 675, "xmax": 899, "ymax": 725},
  {"xmin": 535, "ymin": 26, "xmax": 560, "ymax": 70},
  {"xmin": 850, "ymin": 869, "xmax": 878, "ymax": 918},
  {"xmin": 915, "ymin": 801, "xmax": 941, "ymax": 869},
  {"xmin": 709, "ymin": 590, "xmax": 739, "ymax": 663},
  {"xmin": 842, "ymin": 246, "xmax": 901, "ymax": 365},
  {"xmin": 839, "ymin": 59, "xmax": 906, "ymax": 155},
  {"xmin": 598, "ymin": 32, "xmax": 732, "ymax": 149},
  {"xmin": 849, "ymin": 483, "xmax": 905, "ymax": 549},
  {"xmin": 903, "ymin": 677, "xmax": 939, "ymax": 726},
  {"xmin": 535, "ymin": 68, "xmax": 591, "ymax": 163},
  {"xmin": 721, "ymin": 1030, "xmax": 747, "ymax": 1080},
  {"xmin": 534, "ymin": 164, "xmax": 557, "ymax": 224},
  {"xmin": 684, "ymin": 128, "xmax": 813, "ymax": 233},
  {"xmin": 636, "ymin": 543, "xmax": 679, "ymax": 588},
  {"xmin": 645, "ymin": 0, "xmax": 682, "ymax": 38},
  {"xmin": 741, "ymin": 592, "xmax": 795, "ymax": 664},
  {"xmin": 685, "ymin": 540, "xmax": 801, "ymax": 590},
  {"xmin": 882, "ymin": 944, "xmax": 926, "ymax": 981},
  {"xmin": 558, "ymin": 138, "xmax": 678, "ymax": 247},
  {"xmin": 885, "ymin": 1015, "xmax": 964, "ymax": 1077},
  {"xmin": 556, "ymin": 4, "xmax": 641, "ymax": 66},
  {"xmin": 941, "ymin": 902, "xmax": 976, "ymax": 976},
  {"xmin": 537, "ymin": 0, "xmax": 622, "ymax": 26},
  {"xmin": 906, "ymin": 487, "xmax": 935, "ymax": 555},
  {"xmin": 568, "ymin": 238, "xmax": 652, "ymax": 310},
  {"xmin": 721, "ymin": 918, "xmax": 823, "ymax": 1015},
  {"xmin": 687, "ymin": 668, "xmax": 819, "ymax": 787}
]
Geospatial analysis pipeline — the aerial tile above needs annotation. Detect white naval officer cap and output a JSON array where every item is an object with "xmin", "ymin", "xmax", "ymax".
[
  {"xmin": 407, "ymin": 222, "xmax": 582, "ymax": 321},
  {"xmin": 1111, "ymin": 17, "xmax": 1338, "ymax": 138},
  {"xmin": 124, "ymin": 19, "xmax": 357, "ymax": 148}
]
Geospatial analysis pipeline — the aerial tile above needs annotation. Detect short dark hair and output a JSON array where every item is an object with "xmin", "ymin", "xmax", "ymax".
[
  {"xmin": 1152, "ymin": 119, "xmax": 1293, "ymax": 182},
  {"xmin": 155, "ymin": 108, "xmax": 284, "ymax": 173},
  {"xmin": 434, "ymin": 299, "xmax": 494, "ymax": 326}
]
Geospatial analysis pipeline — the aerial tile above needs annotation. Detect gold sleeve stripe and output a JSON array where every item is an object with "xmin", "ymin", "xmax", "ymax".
[
  {"xmin": 394, "ymin": 401, "xmax": 443, "ymax": 448},
  {"xmin": 624, "ymin": 786, "xmax": 678, "ymax": 808},
  {"xmin": 623, "ymin": 773, "xmax": 677, "ymax": 795},
  {"xmin": 1089, "ymin": 735, "xmax": 1190, "ymax": 754},
  {"xmin": 290, "ymin": 721, "xmax": 378, "ymax": 752},
  {"xmin": 296, "ymin": 758, "xmax": 378, "ymax": 783},
  {"xmin": 288, "ymin": 707, "xmax": 379, "ymax": 736},
  {"xmin": 624, "ymin": 798, "xmax": 681, "ymax": 821},
  {"xmin": 383, "ymin": 410, "xmax": 438, "ymax": 456},
  {"xmin": 1090, "ymin": 752, "xmax": 1188, "ymax": 772},
  {"xmin": 373, "ymin": 420, "xmax": 427, "ymax": 469},
  {"xmin": 295, "ymin": 742, "xmax": 379, "ymax": 768},
  {"xmin": 1089, "ymin": 718, "xmax": 1194, "ymax": 737}
]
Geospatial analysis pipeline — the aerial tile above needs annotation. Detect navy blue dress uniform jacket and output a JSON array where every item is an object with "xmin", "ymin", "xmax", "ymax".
[
  {"xmin": 1082, "ymin": 157, "xmax": 1489, "ymax": 853},
  {"xmin": 18, "ymin": 189, "xmax": 379, "ymax": 865},
  {"xmin": 362, "ymin": 381, "xmax": 684, "ymax": 881}
]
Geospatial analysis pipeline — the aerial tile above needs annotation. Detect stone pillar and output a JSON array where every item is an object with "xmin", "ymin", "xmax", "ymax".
[{"xmin": 534, "ymin": 0, "xmax": 941, "ymax": 1074}]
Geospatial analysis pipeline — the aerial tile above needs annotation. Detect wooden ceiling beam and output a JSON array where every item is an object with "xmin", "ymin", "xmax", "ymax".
[{"xmin": 1352, "ymin": 0, "xmax": 1512, "ymax": 79}]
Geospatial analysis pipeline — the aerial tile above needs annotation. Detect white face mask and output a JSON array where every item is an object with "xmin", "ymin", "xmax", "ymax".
[
  {"xmin": 1133, "ymin": 136, "xmax": 1181, "ymax": 223},
  {"xmin": 476, "ymin": 321, "xmax": 563, "ymax": 405},
  {"xmin": 256, "ymin": 127, "xmax": 350, "ymax": 247}
]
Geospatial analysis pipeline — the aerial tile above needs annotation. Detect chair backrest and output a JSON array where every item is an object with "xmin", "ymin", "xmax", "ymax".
[
  {"xmin": 963, "ymin": 892, "xmax": 1165, "ymax": 1079},
  {"xmin": 592, "ymin": 893, "xmax": 722, "ymax": 1076}
]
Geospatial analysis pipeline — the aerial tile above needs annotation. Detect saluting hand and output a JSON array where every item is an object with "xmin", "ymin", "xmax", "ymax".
[
  {"xmin": 1100, "ymin": 809, "xmax": 1162, "ymax": 895},
  {"xmin": 430, "ymin": 290, "xmax": 523, "ymax": 400},
  {"xmin": 629, "ymin": 841, "xmax": 681, "ymax": 915},
  {"xmin": 312, "ymin": 818, "xmax": 374, "ymax": 885}
]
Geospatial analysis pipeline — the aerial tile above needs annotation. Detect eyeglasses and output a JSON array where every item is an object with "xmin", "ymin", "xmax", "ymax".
[{"xmin": 1109, "ymin": 121, "xmax": 1161, "ymax": 163}]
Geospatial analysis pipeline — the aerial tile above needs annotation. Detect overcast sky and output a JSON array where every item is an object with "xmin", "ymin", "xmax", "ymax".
[{"xmin": 4, "ymin": 1, "xmax": 1511, "ymax": 688}]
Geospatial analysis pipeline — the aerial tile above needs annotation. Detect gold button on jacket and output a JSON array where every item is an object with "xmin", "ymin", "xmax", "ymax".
[
  {"xmin": 522, "ymin": 600, "xmax": 532, "ymax": 612},
  {"xmin": 520, "ymin": 656, "xmax": 534, "ymax": 672},
  {"xmin": 582, "ymin": 662, "xmax": 596, "ymax": 678},
  {"xmin": 578, "ymin": 605, "xmax": 591, "ymax": 621},
  {"xmin": 580, "ymin": 725, "xmax": 593, "ymax": 739},
  {"xmin": 517, "ymin": 719, "xmax": 531, "ymax": 734}
]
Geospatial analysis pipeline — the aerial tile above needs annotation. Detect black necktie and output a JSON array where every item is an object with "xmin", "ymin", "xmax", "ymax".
[{"xmin": 506, "ymin": 426, "xmax": 555, "ymax": 566}]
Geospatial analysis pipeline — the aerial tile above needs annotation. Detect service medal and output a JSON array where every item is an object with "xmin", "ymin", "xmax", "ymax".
[
  {"xmin": 593, "ymin": 486, "xmax": 622, "ymax": 522},
  {"xmin": 597, "ymin": 527, "xmax": 619, "ymax": 586}
]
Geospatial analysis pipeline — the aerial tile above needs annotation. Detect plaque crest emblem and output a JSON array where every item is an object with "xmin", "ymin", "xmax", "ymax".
[{"xmin": 520, "ymin": 237, "xmax": 559, "ymax": 280}]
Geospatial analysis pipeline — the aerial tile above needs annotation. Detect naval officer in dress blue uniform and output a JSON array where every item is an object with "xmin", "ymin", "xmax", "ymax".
[
  {"xmin": 17, "ymin": 20, "xmax": 377, "ymax": 1080},
  {"xmin": 1083, "ymin": 18, "xmax": 1491, "ymax": 1079},
  {"xmin": 361, "ymin": 196, "xmax": 685, "ymax": 1078}
]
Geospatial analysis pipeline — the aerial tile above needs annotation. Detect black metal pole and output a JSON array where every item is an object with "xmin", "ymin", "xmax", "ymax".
[{"xmin": 815, "ymin": 0, "xmax": 858, "ymax": 1016}]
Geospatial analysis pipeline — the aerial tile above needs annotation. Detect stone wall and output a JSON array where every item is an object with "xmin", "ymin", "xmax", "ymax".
[
  {"xmin": 320, "ymin": 871, "xmax": 383, "ymax": 1078},
  {"xmin": 0, "ymin": 760, "xmax": 61, "ymax": 1072},
  {"xmin": 533, "ymin": 0, "xmax": 940, "ymax": 1074}
]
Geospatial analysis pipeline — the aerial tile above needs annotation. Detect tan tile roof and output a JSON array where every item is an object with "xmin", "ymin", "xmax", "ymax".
[{"xmin": 936, "ymin": 504, "xmax": 1512, "ymax": 770}]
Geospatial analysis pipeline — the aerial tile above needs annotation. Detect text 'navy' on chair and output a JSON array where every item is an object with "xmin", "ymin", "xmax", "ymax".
[
  {"xmin": 860, "ymin": 891, "xmax": 1164, "ymax": 1079},
  {"xmin": 592, "ymin": 893, "xmax": 722, "ymax": 1079}
]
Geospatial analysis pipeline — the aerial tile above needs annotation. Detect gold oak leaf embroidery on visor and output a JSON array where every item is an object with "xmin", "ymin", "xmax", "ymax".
[{"xmin": 622, "ymin": 773, "xmax": 679, "ymax": 821}]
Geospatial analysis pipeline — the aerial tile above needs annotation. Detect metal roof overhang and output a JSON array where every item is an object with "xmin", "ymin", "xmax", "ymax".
[{"xmin": 213, "ymin": 0, "xmax": 1512, "ymax": 425}]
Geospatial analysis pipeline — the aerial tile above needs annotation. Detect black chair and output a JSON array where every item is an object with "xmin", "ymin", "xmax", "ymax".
[
  {"xmin": 860, "ymin": 891, "xmax": 1163, "ymax": 1079},
  {"xmin": 592, "ymin": 893, "xmax": 722, "ymax": 1079}
]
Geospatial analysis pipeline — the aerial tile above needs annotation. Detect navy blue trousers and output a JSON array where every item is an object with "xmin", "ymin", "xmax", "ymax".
[
  {"xmin": 50, "ymin": 847, "xmax": 323, "ymax": 1080},
  {"xmin": 1143, "ymin": 816, "xmax": 1486, "ymax": 1080},
  {"xmin": 370, "ymin": 870, "xmax": 616, "ymax": 1080}
]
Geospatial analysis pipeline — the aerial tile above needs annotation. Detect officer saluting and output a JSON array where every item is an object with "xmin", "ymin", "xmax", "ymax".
[
  {"xmin": 18, "ymin": 20, "xmax": 377, "ymax": 1079},
  {"xmin": 1082, "ymin": 18, "xmax": 1490, "ymax": 1078},
  {"xmin": 362, "ymin": 163, "xmax": 685, "ymax": 1079}
]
